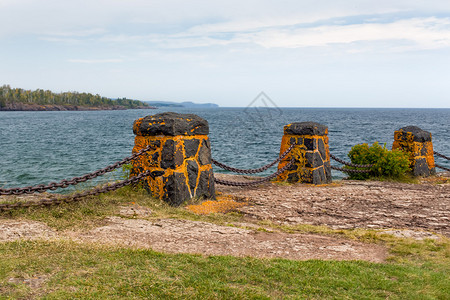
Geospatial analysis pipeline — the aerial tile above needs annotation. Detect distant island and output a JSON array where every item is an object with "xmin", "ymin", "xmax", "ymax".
[
  {"xmin": 145, "ymin": 100, "xmax": 219, "ymax": 108},
  {"xmin": 0, "ymin": 85, "xmax": 155, "ymax": 111}
]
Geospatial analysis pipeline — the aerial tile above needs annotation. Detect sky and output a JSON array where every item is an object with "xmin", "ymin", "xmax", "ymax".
[{"xmin": 1, "ymin": 0, "xmax": 450, "ymax": 108}]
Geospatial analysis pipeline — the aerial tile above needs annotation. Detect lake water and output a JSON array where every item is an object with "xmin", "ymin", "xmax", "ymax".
[{"xmin": 1, "ymin": 107, "xmax": 449, "ymax": 191}]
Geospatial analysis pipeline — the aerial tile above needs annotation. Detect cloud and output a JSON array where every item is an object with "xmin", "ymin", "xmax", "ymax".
[
  {"xmin": 2, "ymin": 0, "xmax": 449, "ymax": 37},
  {"xmin": 68, "ymin": 58, "xmax": 123, "ymax": 64},
  {"xmin": 2, "ymin": 0, "xmax": 450, "ymax": 54},
  {"xmin": 91, "ymin": 16, "xmax": 450, "ymax": 54},
  {"xmin": 44, "ymin": 28, "xmax": 107, "ymax": 37},
  {"xmin": 245, "ymin": 17, "xmax": 450, "ymax": 51}
]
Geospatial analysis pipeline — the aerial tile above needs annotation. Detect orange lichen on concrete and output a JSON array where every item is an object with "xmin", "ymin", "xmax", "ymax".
[
  {"xmin": 186, "ymin": 197, "xmax": 248, "ymax": 215},
  {"xmin": 393, "ymin": 140, "xmax": 435, "ymax": 169},
  {"xmin": 131, "ymin": 134, "xmax": 214, "ymax": 204},
  {"xmin": 277, "ymin": 134, "xmax": 307, "ymax": 181},
  {"xmin": 132, "ymin": 118, "xmax": 144, "ymax": 136},
  {"xmin": 131, "ymin": 112, "xmax": 215, "ymax": 206},
  {"xmin": 392, "ymin": 127, "xmax": 435, "ymax": 177},
  {"xmin": 424, "ymin": 142, "xmax": 435, "ymax": 169},
  {"xmin": 277, "ymin": 134, "xmax": 330, "ymax": 183},
  {"xmin": 276, "ymin": 122, "xmax": 331, "ymax": 184},
  {"xmin": 398, "ymin": 139, "xmax": 436, "ymax": 170}
]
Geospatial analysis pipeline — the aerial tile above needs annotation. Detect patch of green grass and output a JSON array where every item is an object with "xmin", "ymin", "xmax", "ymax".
[
  {"xmin": 273, "ymin": 180, "xmax": 291, "ymax": 186},
  {"xmin": 0, "ymin": 240, "xmax": 448, "ymax": 299},
  {"xmin": 365, "ymin": 175, "xmax": 419, "ymax": 184}
]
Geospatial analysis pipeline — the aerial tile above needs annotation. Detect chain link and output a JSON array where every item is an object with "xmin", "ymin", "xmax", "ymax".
[
  {"xmin": 434, "ymin": 151, "xmax": 450, "ymax": 161},
  {"xmin": 435, "ymin": 164, "xmax": 450, "ymax": 172},
  {"xmin": 331, "ymin": 165, "xmax": 372, "ymax": 173},
  {"xmin": 0, "ymin": 171, "xmax": 153, "ymax": 212},
  {"xmin": 3, "ymin": 141, "xmax": 447, "ymax": 211},
  {"xmin": 0, "ymin": 145, "xmax": 155, "ymax": 196},
  {"xmin": 432, "ymin": 151, "xmax": 449, "ymax": 172},
  {"xmin": 212, "ymin": 143, "xmax": 296, "ymax": 174},
  {"xmin": 214, "ymin": 159, "xmax": 295, "ymax": 186},
  {"xmin": 329, "ymin": 153, "xmax": 374, "ymax": 168}
]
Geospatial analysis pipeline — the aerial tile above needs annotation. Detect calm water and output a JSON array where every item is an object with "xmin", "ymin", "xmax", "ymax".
[{"xmin": 1, "ymin": 108, "xmax": 449, "ymax": 190}]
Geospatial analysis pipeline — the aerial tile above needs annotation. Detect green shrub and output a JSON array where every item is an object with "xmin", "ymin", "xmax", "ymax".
[
  {"xmin": 346, "ymin": 142, "xmax": 410, "ymax": 180},
  {"xmin": 120, "ymin": 163, "xmax": 133, "ymax": 179}
]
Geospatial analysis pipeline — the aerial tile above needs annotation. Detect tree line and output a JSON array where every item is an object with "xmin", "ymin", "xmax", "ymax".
[{"xmin": 0, "ymin": 85, "xmax": 149, "ymax": 109}]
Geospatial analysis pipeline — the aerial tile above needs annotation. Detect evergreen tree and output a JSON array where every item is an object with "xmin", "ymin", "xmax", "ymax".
[{"xmin": 0, "ymin": 85, "xmax": 148, "ymax": 109}]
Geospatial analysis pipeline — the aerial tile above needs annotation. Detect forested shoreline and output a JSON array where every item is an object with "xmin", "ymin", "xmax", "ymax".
[{"xmin": 0, "ymin": 85, "xmax": 154, "ymax": 111}]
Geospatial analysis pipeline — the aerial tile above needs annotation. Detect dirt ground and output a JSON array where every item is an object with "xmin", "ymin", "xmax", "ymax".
[
  {"xmin": 71, "ymin": 217, "xmax": 387, "ymax": 262},
  {"xmin": 0, "ymin": 217, "xmax": 387, "ymax": 262},
  {"xmin": 0, "ymin": 173, "xmax": 448, "ymax": 262}
]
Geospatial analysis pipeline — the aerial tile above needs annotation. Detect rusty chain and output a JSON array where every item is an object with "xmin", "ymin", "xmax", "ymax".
[
  {"xmin": 432, "ymin": 151, "xmax": 450, "ymax": 172},
  {"xmin": 0, "ymin": 171, "xmax": 152, "ymax": 212},
  {"xmin": 331, "ymin": 165, "xmax": 371, "ymax": 173},
  {"xmin": 2, "ymin": 140, "xmax": 447, "ymax": 212},
  {"xmin": 434, "ymin": 151, "xmax": 450, "ymax": 161},
  {"xmin": 212, "ymin": 142, "xmax": 296, "ymax": 174},
  {"xmin": 435, "ymin": 164, "xmax": 450, "ymax": 172},
  {"xmin": 214, "ymin": 159, "xmax": 295, "ymax": 186},
  {"xmin": 0, "ymin": 145, "xmax": 155, "ymax": 196},
  {"xmin": 329, "ymin": 153, "xmax": 374, "ymax": 168}
]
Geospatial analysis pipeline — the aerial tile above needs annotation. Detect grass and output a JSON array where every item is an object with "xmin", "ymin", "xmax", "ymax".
[
  {"xmin": 420, "ymin": 175, "xmax": 450, "ymax": 185},
  {"xmin": 367, "ymin": 175, "xmax": 420, "ymax": 184},
  {"xmin": 1, "ymin": 184, "xmax": 449, "ymax": 299},
  {"xmin": 0, "ymin": 240, "xmax": 448, "ymax": 299}
]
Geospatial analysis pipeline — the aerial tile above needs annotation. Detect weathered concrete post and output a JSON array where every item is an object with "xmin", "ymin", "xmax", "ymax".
[
  {"xmin": 277, "ymin": 122, "xmax": 332, "ymax": 184},
  {"xmin": 131, "ymin": 112, "xmax": 215, "ymax": 206},
  {"xmin": 392, "ymin": 126, "xmax": 436, "ymax": 177}
]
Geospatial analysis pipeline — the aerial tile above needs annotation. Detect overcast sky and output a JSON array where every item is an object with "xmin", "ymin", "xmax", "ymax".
[{"xmin": 1, "ymin": 0, "xmax": 450, "ymax": 107}]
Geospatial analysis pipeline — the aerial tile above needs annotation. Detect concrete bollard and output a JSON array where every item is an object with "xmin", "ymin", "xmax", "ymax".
[
  {"xmin": 277, "ymin": 122, "xmax": 332, "ymax": 184},
  {"xmin": 131, "ymin": 112, "xmax": 215, "ymax": 206},
  {"xmin": 392, "ymin": 126, "xmax": 436, "ymax": 177}
]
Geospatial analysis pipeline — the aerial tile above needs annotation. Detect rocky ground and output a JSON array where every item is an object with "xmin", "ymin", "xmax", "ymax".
[
  {"xmin": 1, "ymin": 174, "xmax": 448, "ymax": 262},
  {"xmin": 216, "ymin": 173, "xmax": 450, "ymax": 237}
]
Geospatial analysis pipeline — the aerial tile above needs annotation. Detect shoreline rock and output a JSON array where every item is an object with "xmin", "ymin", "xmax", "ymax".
[{"xmin": 0, "ymin": 102, "xmax": 156, "ymax": 111}]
